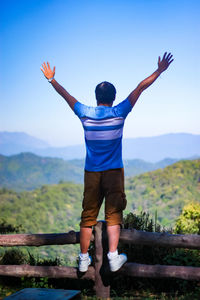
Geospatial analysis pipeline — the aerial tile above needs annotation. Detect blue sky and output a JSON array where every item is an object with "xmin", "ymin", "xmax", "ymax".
[{"xmin": 1, "ymin": 0, "xmax": 199, "ymax": 146}]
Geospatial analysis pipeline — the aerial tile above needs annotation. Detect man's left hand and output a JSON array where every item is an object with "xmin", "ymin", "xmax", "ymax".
[{"xmin": 157, "ymin": 52, "xmax": 173, "ymax": 73}]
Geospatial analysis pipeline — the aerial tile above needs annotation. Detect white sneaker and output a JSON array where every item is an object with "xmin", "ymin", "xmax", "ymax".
[
  {"xmin": 108, "ymin": 253, "xmax": 127, "ymax": 272},
  {"xmin": 78, "ymin": 254, "xmax": 92, "ymax": 272}
]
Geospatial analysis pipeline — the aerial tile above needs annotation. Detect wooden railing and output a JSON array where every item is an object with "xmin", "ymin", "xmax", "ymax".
[{"xmin": 0, "ymin": 221, "xmax": 200, "ymax": 298}]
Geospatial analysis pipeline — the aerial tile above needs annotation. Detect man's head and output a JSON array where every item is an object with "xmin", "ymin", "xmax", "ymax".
[{"xmin": 95, "ymin": 81, "xmax": 116, "ymax": 105}]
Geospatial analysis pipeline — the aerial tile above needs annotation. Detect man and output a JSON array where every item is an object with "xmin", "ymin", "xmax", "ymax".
[{"xmin": 41, "ymin": 52, "xmax": 173, "ymax": 272}]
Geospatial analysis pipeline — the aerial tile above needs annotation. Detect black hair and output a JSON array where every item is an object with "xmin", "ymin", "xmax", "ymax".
[{"xmin": 95, "ymin": 81, "xmax": 116, "ymax": 104}]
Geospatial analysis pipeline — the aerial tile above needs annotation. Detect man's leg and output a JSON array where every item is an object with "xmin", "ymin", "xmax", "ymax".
[
  {"xmin": 79, "ymin": 224, "xmax": 93, "ymax": 272},
  {"xmin": 103, "ymin": 169, "xmax": 127, "ymax": 271},
  {"xmin": 79, "ymin": 171, "xmax": 103, "ymax": 271},
  {"xmin": 107, "ymin": 224, "xmax": 120, "ymax": 252},
  {"xmin": 107, "ymin": 223, "xmax": 127, "ymax": 272},
  {"xmin": 80, "ymin": 226, "xmax": 93, "ymax": 254}
]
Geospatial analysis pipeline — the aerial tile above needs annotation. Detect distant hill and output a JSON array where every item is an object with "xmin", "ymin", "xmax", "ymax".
[
  {"xmin": 124, "ymin": 157, "xmax": 178, "ymax": 177},
  {"xmin": 1, "ymin": 131, "xmax": 200, "ymax": 161},
  {"xmin": 0, "ymin": 131, "xmax": 49, "ymax": 153},
  {"xmin": 0, "ymin": 153, "xmax": 84, "ymax": 191},
  {"xmin": 0, "ymin": 153, "xmax": 178, "ymax": 191},
  {"xmin": 123, "ymin": 133, "xmax": 200, "ymax": 161},
  {"xmin": 0, "ymin": 131, "xmax": 85, "ymax": 159},
  {"xmin": 0, "ymin": 159, "xmax": 199, "ymax": 263}
]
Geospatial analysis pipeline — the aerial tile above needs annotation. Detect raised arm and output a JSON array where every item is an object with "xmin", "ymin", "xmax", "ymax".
[
  {"xmin": 40, "ymin": 62, "xmax": 78, "ymax": 110},
  {"xmin": 128, "ymin": 52, "xmax": 173, "ymax": 107}
]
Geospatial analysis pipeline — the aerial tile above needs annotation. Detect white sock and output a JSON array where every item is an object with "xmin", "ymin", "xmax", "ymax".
[
  {"xmin": 80, "ymin": 252, "xmax": 89, "ymax": 259},
  {"xmin": 108, "ymin": 250, "xmax": 118, "ymax": 259}
]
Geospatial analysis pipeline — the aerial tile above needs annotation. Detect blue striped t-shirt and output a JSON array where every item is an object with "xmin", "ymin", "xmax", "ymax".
[{"xmin": 74, "ymin": 98, "xmax": 132, "ymax": 171}]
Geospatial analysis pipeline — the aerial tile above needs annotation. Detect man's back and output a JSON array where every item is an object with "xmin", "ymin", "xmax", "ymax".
[{"xmin": 74, "ymin": 98, "xmax": 132, "ymax": 171}]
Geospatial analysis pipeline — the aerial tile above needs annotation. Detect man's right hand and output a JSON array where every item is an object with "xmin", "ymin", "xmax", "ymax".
[
  {"xmin": 40, "ymin": 62, "xmax": 55, "ymax": 80},
  {"xmin": 127, "ymin": 52, "xmax": 174, "ymax": 108}
]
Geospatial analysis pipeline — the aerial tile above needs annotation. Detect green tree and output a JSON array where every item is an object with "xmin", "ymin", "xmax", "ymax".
[{"xmin": 174, "ymin": 202, "xmax": 200, "ymax": 234}]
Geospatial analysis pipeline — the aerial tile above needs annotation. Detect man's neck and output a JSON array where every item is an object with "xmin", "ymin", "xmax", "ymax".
[{"xmin": 98, "ymin": 103, "xmax": 113, "ymax": 107}]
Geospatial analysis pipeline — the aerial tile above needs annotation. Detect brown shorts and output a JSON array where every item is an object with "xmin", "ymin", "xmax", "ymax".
[{"xmin": 80, "ymin": 168, "xmax": 127, "ymax": 227}]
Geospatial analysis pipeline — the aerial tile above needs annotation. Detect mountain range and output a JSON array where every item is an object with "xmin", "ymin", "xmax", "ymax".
[{"xmin": 0, "ymin": 131, "xmax": 200, "ymax": 162}]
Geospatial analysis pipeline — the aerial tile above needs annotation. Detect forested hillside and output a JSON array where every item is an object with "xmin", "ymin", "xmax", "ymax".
[
  {"xmin": 0, "ymin": 182, "xmax": 83, "ymax": 265},
  {"xmin": 125, "ymin": 159, "xmax": 200, "ymax": 226},
  {"xmin": 0, "ymin": 153, "xmax": 178, "ymax": 191},
  {"xmin": 0, "ymin": 153, "xmax": 84, "ymax": 190},
  {"xmin": 0, "ymin": 159, "xmax": 199, "ymax": 263}
]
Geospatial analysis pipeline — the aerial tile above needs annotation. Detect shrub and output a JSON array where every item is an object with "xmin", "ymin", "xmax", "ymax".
[
  {"xmin": 0, "ymin": 249, "xmax": 28, "ymax": 265},
  {"xmin": 174, "ymin": 202, "xmax": 200, "ymax": 234},
  {"xmin": 0, "ymin": 219, "xmax": 23, "ymax": 234}
]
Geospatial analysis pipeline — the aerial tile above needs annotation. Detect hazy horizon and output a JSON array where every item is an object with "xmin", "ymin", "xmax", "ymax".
[{"xmin": 1, "ymin": 130, "xmax": 199, "ymax": 148}]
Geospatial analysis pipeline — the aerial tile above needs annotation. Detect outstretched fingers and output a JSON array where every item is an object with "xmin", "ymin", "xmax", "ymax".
[
  {"xmin": 163, "ymin": 52, "xmax": 174, "ymax": 67},
  {"xmin": 40, "ymin": 61, "xmax": 56, "ymax": 80},
  {"xmin": 47, "ymin": 61, "xmax": 51, "ymax": 70},
  {"xmin": 163, "ymin": 52, "xmax": 171, "ymax": 61},
  {"xmin": 46, "ymin": 61, "xmax": 55, "ymax": 74},
  {"xmin": 162, "ymin": 52, "xmax": 167, "ymax": 60},
  {"xmin": 40, "ymin": 67, "xmax": 45, "ymax": 74},
  {"xmin": 167, "ymin": 53, "xmax": 173, "ymax": 61},
  {"xmin": 168, "ymin": 57, "xmax": 174, "ymax": 65},
  {"xmin": 166, "ymin": 53, "xmax": 174, "ymax": 65},
  {"xmin": 166, "ymin": 52, "xmax": 172, "ymax": 59},
  {"xmin": 42, "ymin": 62, "xmax": 48, "ymax": 71},
  {"xmin": 158, "ymin": 52, "xmax": 174, "ymax": 73}
]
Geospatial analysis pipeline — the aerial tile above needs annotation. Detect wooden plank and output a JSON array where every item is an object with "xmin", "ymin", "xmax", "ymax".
[
  {"xmin": 0, "ymin": 265, "xmax": 95, "ymax": 281},
  {"xmin": 120, "ymin": 229, "xmax": 200, "ymax": 249},
  {"xmin": 0, "ymin": 232, "xmax": 94, "ymax": 247},
  {"xmin": 1, "ymin": 229, "xmax": 199, "ymax": 249},
  {"xmin": 4, "ymin": 288, "xmax": 81, "ymax": 300},
  {"xmin": 120, "ymin": 263, "xmax": 200, "ymax": 281}
]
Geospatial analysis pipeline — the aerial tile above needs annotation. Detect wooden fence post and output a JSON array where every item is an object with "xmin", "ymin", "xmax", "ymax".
[{"xmin": 94, "ymin": 221, "xmax": 110, "ymax": 298}]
